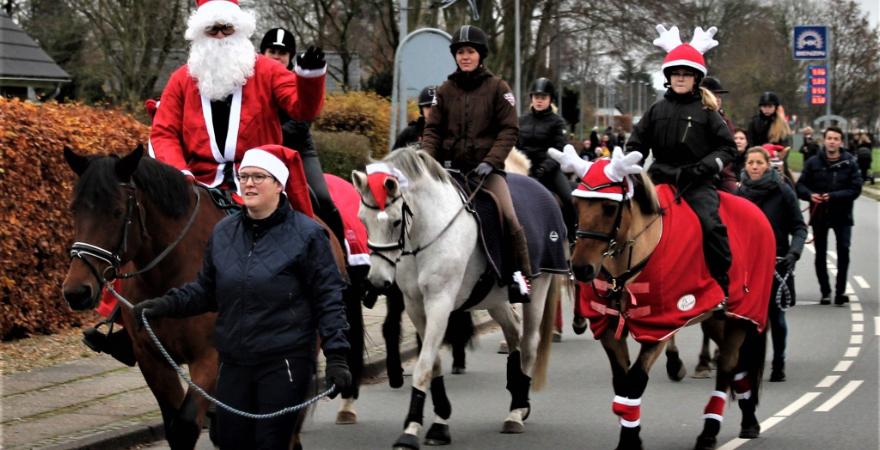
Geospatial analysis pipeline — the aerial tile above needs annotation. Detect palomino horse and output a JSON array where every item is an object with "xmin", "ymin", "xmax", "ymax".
[
  {"xmin": 551, "ymin": 147, "xmax": 774, "ymax": 450},
  {"xmin": 352, "ymin": 147, "xmax": 566, "ymax": 450},
  {"xmin": 61, "ymin": 145, "xmax": 358, "ymax": 449}
]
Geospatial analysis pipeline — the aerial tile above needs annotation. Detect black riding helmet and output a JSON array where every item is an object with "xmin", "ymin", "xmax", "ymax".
[
  {"xmin": 260, "ymin": 28, "xmax": 296, "ymax": 69},
  {"xmin": 663, "ymin": 65, "xmax": 703, "ymax": 90},
  {"xmin": 449, "ymin": 25, "xmax": 488, "ymax": 62},
  {"xmin": 418, "ymin": 85, "xmax": 437, "ymax": 107},
  {"xmin": 700, "ymin": 76, "xmax": 728, "ymax": 94},
  {"xmin": 758, "ymin": 91, "xmax": 780, "ymax": 106},
  {"xmin": 529, "ymin": 77, "xmax": 555, "ymax": 98}
]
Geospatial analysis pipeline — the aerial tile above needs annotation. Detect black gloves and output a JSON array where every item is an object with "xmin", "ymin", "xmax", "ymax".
[
  {"xmin": 296, "ymin": 46, "xmax": 326, "ymax": 70},
  {"xmin": 532, "ymin": 158, "xmax": 560, "ymax": 179},
  {"xmin": 776, "ymin": 253, "xmax": 798, "ymax": 274},
  {"xmin": 324, "ymin": 352, "xmax": 352, "ymax": 398},
  {"xmin": 132, "ymin": 296, "xmax": 175, "ymax": 330},
  {"xmin": 474, "ymin": 162, "xmax": 494, "ymax": 177}
]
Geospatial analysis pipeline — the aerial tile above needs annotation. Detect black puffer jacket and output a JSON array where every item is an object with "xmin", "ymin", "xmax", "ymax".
[
  {"xmin": 280, "ymin": 113, "xmax": 317, "ymax": 158},
  {"xmin": 517, "ymin": 107, "xmax": 567, "ymax": 171},
  {"xmin": 796, "ymin": 150, "xmax": 863, "ymax": 227},
  {"xmin": 626, "ymin": 89, "xmax": 736, "ymax": 185},
  {"xmin": 393, "ymin": 117, "xmax": 425, "ymax": 149},
  {"xmin": 737, "ymin": 169, "xmax": 807, "ymax": 258},
  {"xmin": 746, "ymin": 113, "xmax": 791, "ymax": 147},
  {"xmin": 161, "ymin": 199, "xmax": 349, "ymax": 365}
]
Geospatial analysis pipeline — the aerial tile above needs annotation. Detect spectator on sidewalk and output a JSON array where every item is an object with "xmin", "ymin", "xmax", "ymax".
[
  {"xmin": 855, "ymin": 132, "xmax": 874, "ymax": 185},
  {"xmin": 738, "ymin": 146, "xmax": 807, "ymax": 382},
  {"xmin": 795, "ymin": 126, "xmax": 862, "ymax": 305},
  {"xmin": 799, "ymin": 126, "xmax": 821, "ymax": 161}
]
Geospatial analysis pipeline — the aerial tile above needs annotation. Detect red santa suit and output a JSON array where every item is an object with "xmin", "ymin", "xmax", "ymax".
[{"xmin": 150, "ymin": 55, "xmax": 325, "ymax": 189}]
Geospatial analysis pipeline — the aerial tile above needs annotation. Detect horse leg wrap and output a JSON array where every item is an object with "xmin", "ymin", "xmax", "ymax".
[
  {"xmin": 505, "ymin": 351, "xmax": 532, "ymax": 411},
  {"xmin": 703, "ymin": 390, "xmax": 727, "ymax": 423},
  {"xmin": 732, "ymin": 371, "xmax": 752, "ymax": 400},
  {"xmin": 611, "ymin": 396, "xmax": 641, "ymax": 428},
  {"xmin": 404, "ymin": 387, "xmax": 427, "ymax": 428},
  {"xmin": 430, "ymin": 376, "xmax": 452, "ymax": 420}
]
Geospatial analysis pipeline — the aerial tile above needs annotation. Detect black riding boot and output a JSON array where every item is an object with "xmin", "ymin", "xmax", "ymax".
[{"xmin": 82, "ymin": 327, "xmax": 136, "ymax": 366}]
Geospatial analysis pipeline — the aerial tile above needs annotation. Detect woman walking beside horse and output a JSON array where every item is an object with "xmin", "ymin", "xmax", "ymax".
[{"xmin": 134, "ymin": 145, "xmax": 352, "ymax": 449}]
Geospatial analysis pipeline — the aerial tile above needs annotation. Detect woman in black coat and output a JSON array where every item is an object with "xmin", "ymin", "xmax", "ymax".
[{"xmin": 738, "ymin": 146, "xmax": 807, "ymax": 382}]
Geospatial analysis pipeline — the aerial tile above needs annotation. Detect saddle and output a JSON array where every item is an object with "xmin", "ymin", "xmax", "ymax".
[{"xmin": 205, "ymin": 186, "xmax": 242, "ymax": 215}]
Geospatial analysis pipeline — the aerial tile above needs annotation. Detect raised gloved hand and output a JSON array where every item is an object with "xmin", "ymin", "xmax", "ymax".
[
  {"xmin": 532, "ymin": 157, "xmax": 560, "ymax": 178},
  {"xmin": 132, "ymin": 296, "xmax": 175, "ymax": 330},
  {"xmin": 548, "ymin": 144, "xmax": 591, "ymax": 178},
  {"xmin": 296, "ymin": 46, "xmax": 326, "ymax": 70},
  {"xmin": 776, "ymin": 253, "xmax": 798, "ymax": 274},
  {"xmin": 474, "ymin": 162, "xmax": 494, "ymax": 178},
  {"xmin": 324, "ymin": 352, "xmax": 352, "ymax": 399}
]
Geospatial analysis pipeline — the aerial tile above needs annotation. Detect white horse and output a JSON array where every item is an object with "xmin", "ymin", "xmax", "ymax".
[{"xmin": 352, "ymin": 147, "xmax": 565, "ymax": 450}]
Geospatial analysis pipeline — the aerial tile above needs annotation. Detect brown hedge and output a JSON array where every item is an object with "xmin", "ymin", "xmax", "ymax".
[{"xmin": 0, "ymin": 98, "xmax": 149, "ymax": 340}]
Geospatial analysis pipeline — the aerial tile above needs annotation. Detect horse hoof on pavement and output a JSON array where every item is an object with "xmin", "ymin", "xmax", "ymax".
[
  {"xmin": 694, "ymin": 434, "xmax": 717, "ymax": 450},
  {"xmin": 691, "ymin": 367, "xmax": 712, "ymax": 379},
  {"xmin": 497, "ymin": 340, "xmax": 509, "ymax": 354},
  {"xmin": 336, "ymin": 410, "xmax": 358, "ymax": 425},
  {"xmin": 665, "ymin": 353, "xmax": 686, "ymax": 381},
  {"xmin": 393, "ymin": 432, "xmax": 421, "ymax": 449},
  {"xmin": 572, "ymin": 316, "xmax": 588, "ymax": 335},
  {"xmin": 501, "ymin": 419, "xmax": 525, "ymax": 434},
  {"xmin": 451, "ymin": 366, "xmax": 466, "ymax": 375},
  {"xmin": 424, "ymin": 423, "xmax": 451, "ymax": 445},
  {"xmin": 739, "ymin": 423, "xmax": 760, "ymax": 439},
  {"xmin": 388, "ymin": 369, "xmax": 404, "ymax": 389}
]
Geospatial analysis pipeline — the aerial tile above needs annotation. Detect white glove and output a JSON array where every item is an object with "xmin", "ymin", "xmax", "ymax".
[
  {"xmin": 548, "ymin": 144, "xmax": 592, "ymax": 178},
  {"xmin": 604, "ymin": 147, "xmax": 644, "ymax": 182}
]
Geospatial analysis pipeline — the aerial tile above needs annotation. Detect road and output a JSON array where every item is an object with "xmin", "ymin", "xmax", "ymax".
[{"xmin": 144, "ymin": 196, "xmax": 878, "ymax": 449}]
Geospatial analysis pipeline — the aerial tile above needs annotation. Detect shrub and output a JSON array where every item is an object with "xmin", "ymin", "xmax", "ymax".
[
  {"xmin": 0, "ymin": 98, "xmax": 148, "ymax": 340},
  {"xmin": 313, "ymin": 131, "xmax": 371, "ymax": 178},
  {"xmin": 314, "ymin": 91, "xmax": 396, "ymax": 159}
]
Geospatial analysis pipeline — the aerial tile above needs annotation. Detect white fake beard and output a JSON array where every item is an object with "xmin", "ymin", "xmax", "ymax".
[{"xmin": 188, "ymin": 33, "xmax": 256, "ymax": 101}]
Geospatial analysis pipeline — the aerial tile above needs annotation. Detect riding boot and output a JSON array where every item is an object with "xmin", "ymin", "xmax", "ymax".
[
  {"xmin": 322, "ymin": 206, "xmax": 347, "ymax": 254},
  {"xmin": 508, "ymin": 226, "xmax": 533, "ymax": 303},
  {"xmin": 82, "ymin": 328, "xmax": 136, "ymax": 366}
]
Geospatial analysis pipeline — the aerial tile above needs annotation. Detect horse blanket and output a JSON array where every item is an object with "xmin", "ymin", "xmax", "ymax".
[
  {"xmin": 578, "ymin": 184, "xmax": 774, "ymax": 342},
  {"xmin": 324, "ymin": 174, "xmax": 369, "ymax": 267}
]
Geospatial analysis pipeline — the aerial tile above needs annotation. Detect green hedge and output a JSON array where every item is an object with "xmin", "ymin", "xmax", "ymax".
[{"xmin": 314, "ymin": 131, "xmax": 371, "ymax": 179}]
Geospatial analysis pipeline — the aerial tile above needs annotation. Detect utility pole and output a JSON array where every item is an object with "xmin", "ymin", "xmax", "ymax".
[{"xmin": 514, "ymin": 0, "xmax": 521, "ymax": 115}]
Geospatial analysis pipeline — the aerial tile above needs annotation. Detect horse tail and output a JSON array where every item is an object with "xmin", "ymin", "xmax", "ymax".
[
  {"xmin": 740, "ymin": 322, "xmax": 767, "ymax": 406},
  {"xmin": 443, "ymin": 310, "xmax": 475, "ymax": 347},
  {"xmin": 532, "ymin": 274, "xmax": 562, "ymax": 391}
]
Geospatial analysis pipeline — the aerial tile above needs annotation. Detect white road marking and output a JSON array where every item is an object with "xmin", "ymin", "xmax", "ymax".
[
  {"xmin": 850, "ymin": 335, "xmax": 863, "ymax": 345},
  {"xmin": 814, "ymin": 380, "xmax": 864, "ymax": 412},
  {"xmin": 816, "ymin": 375, "xmax": 840, "ymax": 388},
  {"xmin": 833, "ymin": 360, "xmax": 853, "ymax": 372},
  {"xmin": 805, "ymin": 243, "xmax": 815, "ymax": 253},
  {"xmin": 849, "ymin": 294, "xmax": 860, "ymax": 303},
  {"xmin": 851, "ymin": 303, "xmax": 863, "ymax": 312},
  {"xmin": 845, "ymin": 283, "xmax": 854, "ymax": 295},
  {"xmin": 775, "ymin": 392, "xmax": 821, "ymax": 416},
  {"xmin": 853, "ymin": 276, "xmax": 870, "ymax": 289},
  {"xmin": 844, "ymin": 347, "xmax": 861, "ymax": 358},
  {"xmin": 828, "ymin": 250, "xmax": 837, "ymax": 260},
  {"xmin": 716, "ymin": 417, "xmax": 786, "ymax": 450},
  {"xmin": 852, "ymin": 313, "xmax": 864, "ymax": 322},
  {"xmin": 853, "ymin": 323, "xmax": 864, "ymax": 333}
]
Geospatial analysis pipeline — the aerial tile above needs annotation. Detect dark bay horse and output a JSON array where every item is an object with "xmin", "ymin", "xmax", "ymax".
[
  {"xmin": 61, "ymin": 145, "xmax": 359, "ymax": 448},
  {"xmin": 555, "ymin": 149, "xmax": 774, "ymax": 450}
]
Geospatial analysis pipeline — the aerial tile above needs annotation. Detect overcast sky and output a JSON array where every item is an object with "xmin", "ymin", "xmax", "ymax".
[{"xmin": 858, "ymin": 0, "xmax": 879, "ymax": 28}]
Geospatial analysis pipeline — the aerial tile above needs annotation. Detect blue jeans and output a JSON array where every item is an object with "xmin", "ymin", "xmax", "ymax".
[{"xmin": 811, "ymin": 224, "xmax": 852, "ymax": 296}]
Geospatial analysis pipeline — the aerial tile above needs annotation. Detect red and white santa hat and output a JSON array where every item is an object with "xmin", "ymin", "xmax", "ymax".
[
  {"xmin": 571, "ymin": 148, "xmax": 643, "ymax": 202},
  {"xmin": 184, "ymin": 0, "xmax": 256, "ymax": 41},
  {"xmin": 239, "ymin": 145, "xmax": 315, "ymax": 217},
  {"xmin": 364, "ymin": 162, "xmax": 410, "ymax": 211},
  {"xmin": 654, "ymin": 25, "xmax": 719, "ymax": 77}
]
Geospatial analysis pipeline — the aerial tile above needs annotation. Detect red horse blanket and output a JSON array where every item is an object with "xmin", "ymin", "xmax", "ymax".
[
  {"xmin": 577, "ymin": 184, "xmax": 775, "ymax": 342},
  {"xmin": 324, "ymin": 173, "xmax": 370, "ymax": 267}
]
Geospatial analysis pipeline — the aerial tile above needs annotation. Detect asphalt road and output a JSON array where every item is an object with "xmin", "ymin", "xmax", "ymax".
[{"xmin": 144, "ymin": 196, "xmax": 878, "ymax": 450}]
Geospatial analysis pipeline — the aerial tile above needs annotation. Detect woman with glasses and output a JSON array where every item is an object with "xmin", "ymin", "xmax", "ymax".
[
  {"xmin": 134, "ymin": 146, "xmax": 352, "ymax": 449},
  {"xmin": 626, "ymin": 26, "xmax": 737, "ymax": 296}
]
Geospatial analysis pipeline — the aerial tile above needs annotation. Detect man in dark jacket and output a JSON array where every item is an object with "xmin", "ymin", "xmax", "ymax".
[{"xmin": 796, "ymin": 126, "xmax": 863, "ymax": 305}]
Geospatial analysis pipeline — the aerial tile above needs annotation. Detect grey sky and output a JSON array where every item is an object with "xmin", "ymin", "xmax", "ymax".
[{"xmin": 858, "ymin": 0, "xmax": 879, "ymax": 28}]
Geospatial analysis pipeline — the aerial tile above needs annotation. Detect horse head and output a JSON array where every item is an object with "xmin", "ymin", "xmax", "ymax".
[
  {"xmin": 62, "ymin": 145, "xmax": 146, "ymax": 310},
  {"xmin": 352, "ymin": 165, "xmax": 406, "ymax": 290}
]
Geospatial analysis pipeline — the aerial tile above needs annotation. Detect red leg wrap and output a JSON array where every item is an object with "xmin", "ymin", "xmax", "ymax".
[
  {"xmin": 612, "ymin": 396, "xmax": 641, "ymax": 428},
  {"xmin": 703, "ymin": 391, "xmax": 726, "ymax": 422},
  {"xmin": 732, "ymin": 371, "xmax": 752, "ymax": 400}
]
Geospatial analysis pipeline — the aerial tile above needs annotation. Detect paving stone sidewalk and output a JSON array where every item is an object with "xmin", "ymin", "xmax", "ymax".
[{"xmin": 1, "ymin": 298, "xmax": 489, "ymax": 450}]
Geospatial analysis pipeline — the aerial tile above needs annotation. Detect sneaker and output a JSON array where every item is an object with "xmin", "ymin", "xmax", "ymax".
[
  {"xmin": 834, "ymin": 294, "xmax": 849, "ymax": 306},
  {"xmin": 552, "ymin": 331, "xmax": 563, "ymax": 343},
  {"xmin": 819, "ymin": 295, "xmax": 831, "ymax": 305}
]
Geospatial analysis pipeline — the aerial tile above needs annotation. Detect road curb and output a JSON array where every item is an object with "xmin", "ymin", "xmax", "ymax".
[{"xmin": 54, "ymin": 314, "xmax": 496, "ymax": 450}]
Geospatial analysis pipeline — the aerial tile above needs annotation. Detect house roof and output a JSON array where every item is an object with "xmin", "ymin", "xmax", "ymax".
[{"xmin": 0, "ymin": 12, "xmax": 70, "ymax": 84}]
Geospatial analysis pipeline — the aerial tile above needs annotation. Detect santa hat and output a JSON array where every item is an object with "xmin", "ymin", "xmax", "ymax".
[
  {"xmin": 654, "ymin": 25, "xmax": 719, "ymax": 77},
  {"xmin": 239, "ymin": 145, "xmax": 315, "ymax": 217},
  {"xmin": 571, "ymin": 148, "xmax": 643, "ymax": 202},
  {"xmin": 761, "ymin": 143, "xmax": 785, "ymax": 159},
  {"xmin": 184, "ymin": 0, "xmax": 256, "ymax": 41},
  {"xmin": 364, "ymin": 163, "xmax": 409, "ymax": 211}
]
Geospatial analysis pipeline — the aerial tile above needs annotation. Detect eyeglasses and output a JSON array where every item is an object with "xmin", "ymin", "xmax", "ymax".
[
  {"xmin": 206, "ymin": 24, "xmax": 235, "ymax": 36},
  {"xmin": 237, "ymin": 173, "xmax": 272, "ymax": 185},
  {"xmin": 670, "ymin": 71, "xmax": 695, "ymax": 78}
]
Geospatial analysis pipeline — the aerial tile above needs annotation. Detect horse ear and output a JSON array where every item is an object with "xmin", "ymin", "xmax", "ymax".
[
  {"xmin": 115, "ymin": 144, "xmax": 145, "ymax": 182},
  {"xmin": 384, "ymin": 176, "xmax": 399, "ymax": 197},
  {"xmin": 351, "ymin": 170, "xmax": 368, "ymax": 193},
  {"xmin": 64, "ymin": 147, "xmax": 89, "ymax": 176}
]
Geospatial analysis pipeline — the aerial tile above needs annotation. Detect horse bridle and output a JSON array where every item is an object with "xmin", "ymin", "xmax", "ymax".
[
  {"xmin": 69, "ymin": 181, "xmax": 202, "ymax": 286},
  {"xmin": 573, "ymin": 180, "xmax": 629, "ymax": 257}
]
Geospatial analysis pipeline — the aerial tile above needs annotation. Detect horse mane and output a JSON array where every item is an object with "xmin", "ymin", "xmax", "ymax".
[
  {"xmin": 71, "ymin": 155, "xmax": 192, "ymax": 219},
  {"xmin": 631, "ymin": 172, "xmax": 660, "ymax": 216},
  {"xmin": 377, "ymin": 145, "xmax": 452, "ymax": 185}
]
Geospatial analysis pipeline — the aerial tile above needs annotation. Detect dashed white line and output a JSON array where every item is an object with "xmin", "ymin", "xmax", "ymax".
[
  {"xmin": 853, "ymin": 276, "xmax": 870, "ymax": 289},
  {"xmin": 850, "ymin": 335, "xmax": 863, "ymax": 345},
  {"xmin": 717, "ymin": 417, "xmax": 786, "ymax": 450},
  {"xmin": 828, "ymin": 250, "xmax": 838, "ymax": 260},
  {"xmin": 852, "ymin": 313, "xmax": 864, "ymax": 322},
  {"xmin": 814, "ymin": 380, "xmax": 864, "ymax": 412},
  {"xmin": 775, "ymin": 392, "xmax": 822, "ymax": 416},
  {"xmin": 805, "ymin": 243, "xmax": 815, "ymax": 253},
  {"xmin": 851, "ymin": 303, "xmax": 863, "ymax": 312},
  {"xmin": 845, "ymin": 283, "xmax": 854, "ymax": 294},
  {"xmin": 844, "ymin": 347, "xmax": 861, "ymax": 358},
  {"xmin": 849, "ymin": 294, "xmax": 860, "ymax": 303},
  {"xmin": 853, "ymin": 323, "xmax": 864, "ymax": 333},
  {"xmin": 833, "ymin": 360, "xmax": 853, "ymax": 372},
  {"xmin": 816, "ymin": 375, "xmax": 840, "ymax": 388}
]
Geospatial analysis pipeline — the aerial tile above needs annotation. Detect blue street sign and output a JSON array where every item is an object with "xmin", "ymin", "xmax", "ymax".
[{"xmin": 793, "ymin": 26, "xmax": 828, "ymax": 60}]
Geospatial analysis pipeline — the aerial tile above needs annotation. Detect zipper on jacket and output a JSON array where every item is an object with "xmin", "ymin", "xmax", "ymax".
[
  {"xmin": 284, "ymin": 358, "xmax": 293, "ymax": 382},
  {"xmin": 681, "ymin": 116, "xmax": 692, "ymax": 143}
]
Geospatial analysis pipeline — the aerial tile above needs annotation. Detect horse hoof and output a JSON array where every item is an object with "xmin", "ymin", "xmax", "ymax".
[
  {"xmin": 501, "ymin": 419, "xmax": 524, "ymax": 434},
  {"xmin": 497, "ymin": 341, "xmax": 509, "ymax": 354},
  {"xmin": 389, "ymin": 370, "xmax": 404, "ymax": 389},
  {"xmin": 694, "ymin": 434, "xmax": 717, "ymax": 450},
  {"xmin": 666, "ymin": 356, "xmax": 686, "ymax": 382},
  {"xmin": 452, "ymin": 366, "xmax": 466, "ymax": 375},
  {"xmin": 424, "ymin": 423, "xmax": 451, "ymax": 446},
  {"xmin": 552, "ymin": 332, "xmax": 562, "ymax": 342},
  {"xmin": 572, "ymin": 317, "xmax": 588, "ymax": 335},
  {"xmin": 691, "ymin": 368, "xmax": 712, "ymax": 379},
  {"xmin": 393, "ymin": 432, "xmax": 420, "ymax": 449},
  {"xmin": 336, "ymin": 410, "xmax": 358, "ymax": 425},
  {"xmin": 739, "ymin": 423, "xmax": 760, "ymax": 439}
]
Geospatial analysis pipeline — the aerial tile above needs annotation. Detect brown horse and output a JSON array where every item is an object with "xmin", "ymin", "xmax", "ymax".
[
  {"xmin": 566, "ymin": 163, "xmax": 773, "ymax": 450},
  {"xmin": 61, "ymin": 145, "xmax": 353, "ymax": 449}
]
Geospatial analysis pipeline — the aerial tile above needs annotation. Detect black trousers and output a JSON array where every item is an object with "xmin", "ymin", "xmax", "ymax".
[
  {"xmin": 301, "ymin": 151, "xmax": 346, "ymax": 247},
  {"xmin": 811, "ymin": 223, "xmax": 852, "ymax": 297},
  {"xmin": 215, "ymin": 358, "xmax": 314, "ymax": 450},
  {"xmin": 682, "ymin": 184, "xmax": 732, "ymax": 287},
  {"xmin": 537, "ymin": 169, "xmax": 576, "ymax": 240}
]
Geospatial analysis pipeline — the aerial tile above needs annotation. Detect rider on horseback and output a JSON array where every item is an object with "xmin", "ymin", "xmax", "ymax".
[
  {"xmin": 627, "ymin": 25, "xmax": 737, "ymax": 296},
  {"xmin": 421, "ymin": 25, "xmax": 532, "ymax": 302}
]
